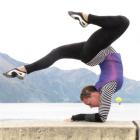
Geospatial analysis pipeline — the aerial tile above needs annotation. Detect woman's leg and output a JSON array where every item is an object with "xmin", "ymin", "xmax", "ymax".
[
  {"xmin": 24, "ymin": 42, "xmax": 85, "ymax": 74},
  {"xmin": 3, "ymin": 42, "xmax": 85, "ymax": 79},
  {"xmin": 79, "ymin": 13, "xmax": 130, "ymax": 63}
]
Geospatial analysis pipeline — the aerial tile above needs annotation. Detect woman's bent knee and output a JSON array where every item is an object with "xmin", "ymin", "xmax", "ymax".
[{"xmin": 119, "ymin": 15, "xmax": 130, "ymax": 30}]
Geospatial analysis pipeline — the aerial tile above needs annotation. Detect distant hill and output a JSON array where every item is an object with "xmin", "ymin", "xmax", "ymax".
[{"xmin": 0, "ymin": 52, "xmax": 140, "ymax": 103}]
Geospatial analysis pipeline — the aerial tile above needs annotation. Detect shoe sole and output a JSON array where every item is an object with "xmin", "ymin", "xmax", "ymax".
[{"xmin": 3, "ymin": 72, "xmax": 24, "ymax": 80}]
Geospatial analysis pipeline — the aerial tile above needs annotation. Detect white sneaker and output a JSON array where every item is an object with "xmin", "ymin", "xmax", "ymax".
[
  {"xmin": 3, "ymin": 68, "xmax": 26, "ymax": 80},
  {"xmin": 68, "ymin": 11, "xmax": 88, "ymax": 27}
]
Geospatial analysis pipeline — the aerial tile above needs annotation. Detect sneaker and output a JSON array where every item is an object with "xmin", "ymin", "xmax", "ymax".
[
  {"xmin": 68, "ymin": 11, "xmax": 88, "ymax": 27},
  {"xmin": 3, "ymin": 68, "xmax": 26, "ymax": 80}
]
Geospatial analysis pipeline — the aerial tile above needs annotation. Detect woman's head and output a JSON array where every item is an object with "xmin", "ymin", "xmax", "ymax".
[{"xmin": 80, "ymin": 85, "xmax": 101, "ymax": 108}]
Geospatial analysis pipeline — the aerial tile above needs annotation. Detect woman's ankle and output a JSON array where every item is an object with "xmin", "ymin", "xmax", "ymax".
[
  {"xmin": 82, "ymin": 13, "xmax": 89, "ymax": 22},
  {"xmin": 17, "ymin": 66, "xmax": 27, "ymax": 73}
]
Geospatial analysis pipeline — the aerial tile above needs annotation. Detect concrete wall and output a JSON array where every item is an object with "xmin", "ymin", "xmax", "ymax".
[{"xmin": 0, "ymin": 120, "xmax": 139, "ymax": 140}]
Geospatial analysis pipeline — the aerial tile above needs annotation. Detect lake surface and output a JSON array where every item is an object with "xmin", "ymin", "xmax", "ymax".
[{"xmin": 0, "ymin": 103, "xmax": 139, "ymax": 121}]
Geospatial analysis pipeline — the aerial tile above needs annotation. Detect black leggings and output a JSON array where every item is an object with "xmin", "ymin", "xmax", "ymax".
[{"xmin": 25, "ymin": 14, "xmax": 129, "ymax": 74}]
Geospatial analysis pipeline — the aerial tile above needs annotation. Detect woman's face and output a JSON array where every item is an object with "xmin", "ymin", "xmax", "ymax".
[{"xmin": 82, "ymin": 92, "xmax": 101, "ymax": 108}]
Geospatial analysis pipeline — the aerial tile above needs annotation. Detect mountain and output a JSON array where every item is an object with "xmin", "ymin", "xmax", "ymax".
[{"xmin": 0, "ymin": 52, "xmax": 140, "ymax": 103}]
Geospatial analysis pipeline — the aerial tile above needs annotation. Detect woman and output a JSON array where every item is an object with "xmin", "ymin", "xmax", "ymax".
[{"xmin": 3, "ymin": 11, "xmax": 129, "ymax": 122}]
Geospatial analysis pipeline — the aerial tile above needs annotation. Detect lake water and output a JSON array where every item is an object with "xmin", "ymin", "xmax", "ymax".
[{"xmin": 0, "ymin": 103, "xmax": 139, "ymax": 121}]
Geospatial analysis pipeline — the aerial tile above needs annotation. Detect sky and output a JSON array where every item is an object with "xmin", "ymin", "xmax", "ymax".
[{"xmin": 0, "ymin": 0, "xmax": 140, "ymax": 80}]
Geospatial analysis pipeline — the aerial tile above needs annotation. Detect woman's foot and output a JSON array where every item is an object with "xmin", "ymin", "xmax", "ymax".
[
  {"xmin": 68, "ymin": 11, "xmax": 88, "ymax": 27},
  {"xmin": 3, "ymin": 66, "xmax": 27, "ymax": 80}
]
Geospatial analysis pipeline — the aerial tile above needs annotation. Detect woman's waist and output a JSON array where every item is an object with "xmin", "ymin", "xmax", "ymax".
[{"xmin": 95, "ymin": 78, "xmax": 123, "ymax": 92}]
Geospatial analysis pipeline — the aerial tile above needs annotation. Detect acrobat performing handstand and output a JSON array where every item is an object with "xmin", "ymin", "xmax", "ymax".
[{"xmin": 3, "ymin": 11, "xmax": 129, "ymax": 122}]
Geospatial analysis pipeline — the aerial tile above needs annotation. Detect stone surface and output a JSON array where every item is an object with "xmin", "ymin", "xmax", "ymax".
[{"xmin": 0, "ymin": 120, "xmax": 136, "ymax": 140}]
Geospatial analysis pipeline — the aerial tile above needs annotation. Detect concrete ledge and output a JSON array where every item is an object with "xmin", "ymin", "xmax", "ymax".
[{"xmin": 0, "ymin": 120, "xmax": 137, "ymax": 140}]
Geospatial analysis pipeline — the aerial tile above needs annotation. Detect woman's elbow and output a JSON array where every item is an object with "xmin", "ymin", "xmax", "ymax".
[
  {"xmin": 101, "ymin": 119, "xmax": 107, "ymax": 122},
  {"xmin": 96, "ymin": 113, "xmax": 107, "ymax": 122}
]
